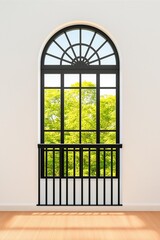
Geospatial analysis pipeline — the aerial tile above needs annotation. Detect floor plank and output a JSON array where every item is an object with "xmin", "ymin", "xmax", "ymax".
[{"xmin": 0, "ymin": 212, "xmax": 160, "ymax": 240}]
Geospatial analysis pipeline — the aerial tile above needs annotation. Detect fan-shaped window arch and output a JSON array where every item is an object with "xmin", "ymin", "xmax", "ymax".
[{"xmin": 42, "ymin": 25, "xmax": 118, "ymax": 67}]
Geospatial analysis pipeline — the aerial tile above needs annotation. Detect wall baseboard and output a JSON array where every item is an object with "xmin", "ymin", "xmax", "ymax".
[{"xmin": 0, "ymin": 204, "xmax": 160, "ymax": 211}]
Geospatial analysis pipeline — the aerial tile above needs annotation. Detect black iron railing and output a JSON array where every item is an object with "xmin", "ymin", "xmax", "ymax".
[{"xmin": 37, "ymin": 143, "xmax": 122, "ymax": 206}]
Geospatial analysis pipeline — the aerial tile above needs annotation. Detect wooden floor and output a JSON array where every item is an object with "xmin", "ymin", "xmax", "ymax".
[{"xmin": 0, "ymin": 212, "xmax": 160, "ymax": 240}]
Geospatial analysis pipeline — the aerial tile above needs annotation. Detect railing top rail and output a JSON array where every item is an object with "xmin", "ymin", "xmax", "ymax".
[{"xmin": 38, "ymin": 143, "xmax": 122, "ymax": 148}]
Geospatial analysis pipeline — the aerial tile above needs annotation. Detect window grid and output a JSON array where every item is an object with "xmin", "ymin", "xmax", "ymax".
[{"xmin": 40, "ymin": 25, "xmax": 120, "ymax": 178}]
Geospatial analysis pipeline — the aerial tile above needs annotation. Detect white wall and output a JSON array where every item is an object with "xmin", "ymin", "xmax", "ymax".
[{"xmin": 0, "ymin": 0, "xmax": 160, "ymax": 210}]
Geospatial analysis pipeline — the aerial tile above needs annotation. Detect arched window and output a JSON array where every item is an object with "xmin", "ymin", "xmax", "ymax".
[
  {"xmin": 41, "ymin": 25, "xmax": 119, "ymax": 145},
  {"xmin": 38, "ymin": 25, "xmax": 122, "ymax": 206}
]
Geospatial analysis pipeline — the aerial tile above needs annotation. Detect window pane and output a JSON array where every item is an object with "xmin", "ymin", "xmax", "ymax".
[
  {"xmin": 101, "ymin": 55, "xmax": 116, "ymax": 65},
  {"xmin": 91, "ymin": 34, "xmax": 106, "ymax": 50},
  {"xmin": 81, "ymin": 45, "xmax": 88, "ymax": 57},
  {"xmin": 44, "ymin": 132, "xmax": 60, "ymax": 143},
  {"xmin": 55, "ymin": 33, "xmax": 69, "ymax": 50},
  {"xmin": 82, "ymin": 29, "xmax": 94, "ymax": 45},
  {"xmin": 98, "ymin": 42, "xmax": 114, "ymax": 58},
  {"xmin": 89, "ymin": 54, "xmax": 99, "ymax": 63},
  {"xmin": 66, "ymin": 48, "xmax": 75, "ymax": 59},
  {"xmin": 100, "ymin": 132, "xmax": 116, "ymax": 144},
  {"xmin": 100, "ymin": 74, "xmax": 116, "ymax": 87},
  {"xmin": 64, "ymin": 89, "xmax": 79, "ymax": 130},
  {"xmin": 100, "ymin": 89, "xmax": 116, "ymax": 130},
  {"xmin": 73, "ymin": 45, "xmax": 79, "ymax": 56},
  {"xmin": 45, "ymin": 89, "xmax": 60, "ymax": 130},
  {"xmin": 86, "ymin": 48, "xmax": 94, "ymax": 59},
  {"xmin": 67, "ymin": 29, "xmax": 79, "ymax": 45},
  {"xmin": 62, "ymin": 61, "xmax": 71, "ymax": 65},
  {"xmin": 81, "ymin": 132, "xmax": 96, "ymax": 143},
  {"xmin": 64, "ymin": 132, "xmax": 79, "ymax": 143},
  {"xmin": 81, "ymin": 89, "xmax": 96, "ymax": 130},
  {"xmin": 89, "ymin": 60, "xmax": 99, "ymax": 65},
  {"xmin": 81, "ymin": 74, "xmax": 96, "ymax": 87},
  {"xmin": 64, "ymin": 74, "xmax": 79, "ymax": 87},
  {"xmin": 44, "ymin": 55, "xmax": 60, "ymax": 65},
  {"xmin": 63, "ymin": 54, "xmax": 72, "ymax": 62},
  {"xmin": 44, "ymin": 74, "xmax": 60, "ymax": 87},
  {"xmin": 47, "ymin": 42, "xmax": 63, "ymax": 57}
]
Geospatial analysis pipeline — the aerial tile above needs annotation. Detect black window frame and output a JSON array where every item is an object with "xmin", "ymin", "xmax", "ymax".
[{"xmin": 40, "ymin": 25, "xmax": 120, "ymax": 178}]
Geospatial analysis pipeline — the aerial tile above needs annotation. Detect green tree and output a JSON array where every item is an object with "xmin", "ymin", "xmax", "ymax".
[{"xmin": 44, "ymin": 81, "xmax": 116, "ymax": 176}]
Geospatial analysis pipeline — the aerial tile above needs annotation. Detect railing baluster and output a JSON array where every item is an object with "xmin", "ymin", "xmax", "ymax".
[
  {"xmin": 59, "ymin": 148, "xmax": 62, "ymax": 205},
  {"xmin": 66, "ymin": 147, "xmax": 68, "ymax": 205},
  {"xmin": 96, "ymin": 147, "xmax": 99, "ymax": 205},
  {"xmin": 45, "ymin": 148, "xmax": 48, "ymax": 205},
  {"xmin": 88, "ymin": 148, "xmax": 91, "ymax": 205},
  {"xmin": 117, "ymin": 148, "xmax": 120, "ymax": 205},
  {"xmin": 111, "ymin": 148, "xmax": 113, "ymax": 205},
  {"xmin": 53, "ymin": 148, "xmax": 55, "ymax": 205},
  {"xmin": 79, "ymin": 148, "xmax": 81, "ymax": 177},
  {"xmin": 80, "ymin": 147, "xmax": 83, "ymax": 205},
  {"xmin": 103, "ymin": 148, "xmax": 106, "ymax": 205},
  {"xmin": 73, "ymin": 148, "xmax": 76, "ymax": 205}
]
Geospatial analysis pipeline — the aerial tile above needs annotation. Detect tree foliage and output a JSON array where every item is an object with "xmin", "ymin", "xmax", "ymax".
[{"xmin": 44, "ymin": 81, "xmax": 116, "ymax": 176}]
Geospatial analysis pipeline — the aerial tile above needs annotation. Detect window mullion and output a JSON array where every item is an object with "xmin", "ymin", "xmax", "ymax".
[
  {"xmin": 79, "ymin": 73, "xmax": 82, "ymax": 144},
  {"xmin": 79, "ymin": 73, "xmax": 82, "ymax": 177},
  {"xmin": 96, "ymin": 73, "xmax": 100, "ymax": 178},
  {"xmin": 41, "ymin": 72, "xmax": 45, "ymax": 178},
  {"xmin": 41, "ymin": 73, "xmax": 45, "ymax": 143},
  {"xmin": 60, "ymin": 73, "xmax": 64, "ymax": 177},
  {"xmin": 80, "ymin": 28, "xmax": 81, "ymax": 62},
  {"xmin": 116, "ymin": 71, "xmax": 120, "ymax": 143},
  {"xmin": 116, "ymin": 71, "xmax": 120, "ymax": 180},
  {"xmin": 61, "ymin": 73, "xmax": 64, "ymax": 143},
  {"xmin": 96, "ymin": 73, "xmax": 100, "ymax": 143}
]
